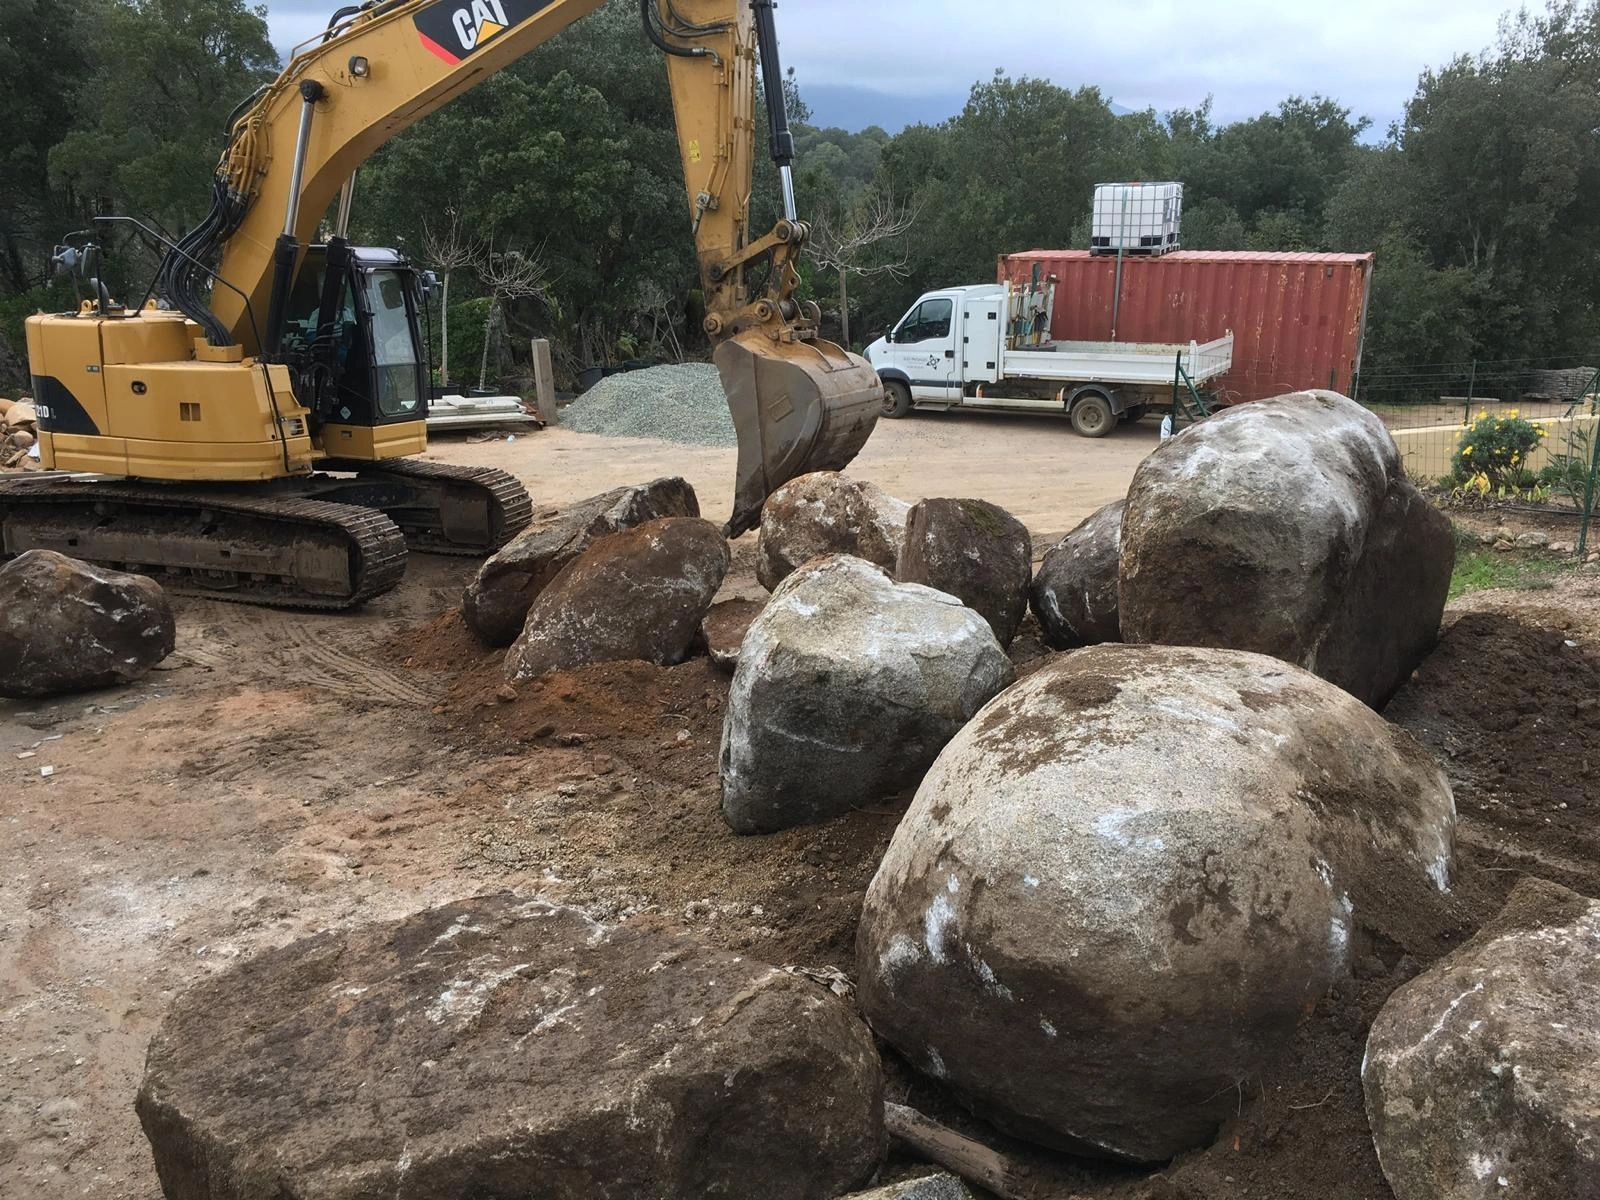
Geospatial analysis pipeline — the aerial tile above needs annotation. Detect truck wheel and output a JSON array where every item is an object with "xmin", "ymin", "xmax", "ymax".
[
  {"xmin": 881, "ymin": 381, "xmax": 913, "ymax": 419},
  {"xmin": 1070, "ymin": 393, "xmax": 1115, "ymax": 438}
]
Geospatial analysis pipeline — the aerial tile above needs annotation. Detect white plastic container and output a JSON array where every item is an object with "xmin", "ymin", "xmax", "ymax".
[{"xmin": 1091, "ymin": 182, "xmax": 1183, "ymax": 255}]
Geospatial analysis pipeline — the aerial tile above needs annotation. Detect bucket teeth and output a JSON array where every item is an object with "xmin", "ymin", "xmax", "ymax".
[{"xmin": 715, "ymin": 330, "xmax": 882, "ymax": 537}]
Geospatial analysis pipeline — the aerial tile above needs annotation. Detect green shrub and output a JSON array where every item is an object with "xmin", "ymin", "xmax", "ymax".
[{"xmin": 1452, "ymin": 410, "xmax": 1546, "ymax": 488}]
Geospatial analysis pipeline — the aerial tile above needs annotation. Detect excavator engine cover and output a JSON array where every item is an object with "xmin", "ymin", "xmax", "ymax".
[{"xmin": 716, "ymin": 329, "xmax": 882, "ymax": 537}]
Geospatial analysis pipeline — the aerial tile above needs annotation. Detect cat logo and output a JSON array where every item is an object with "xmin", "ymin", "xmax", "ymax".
[{"xmin": 414, "ymin": 0, "xmax": 550, "ymax": 65}]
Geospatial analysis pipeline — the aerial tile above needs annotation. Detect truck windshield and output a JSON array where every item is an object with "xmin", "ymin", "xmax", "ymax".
[
  {"xmin": 897, "ymin": 297, "xmax": 953, "ymax": 343},
  {"xmin": 363, "ymin": 270, "xmax": 422, "ymax": 418}
]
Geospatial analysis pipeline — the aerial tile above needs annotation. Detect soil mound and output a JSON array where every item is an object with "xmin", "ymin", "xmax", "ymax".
[{"xmin": 1388, "ymin": 610, "xmax": 1600, "ymax": 896}]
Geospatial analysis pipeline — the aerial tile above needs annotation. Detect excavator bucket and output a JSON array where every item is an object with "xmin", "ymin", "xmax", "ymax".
[{"xmin": 716, "ymin": 329, "xmax": 883, "ymax": 537}]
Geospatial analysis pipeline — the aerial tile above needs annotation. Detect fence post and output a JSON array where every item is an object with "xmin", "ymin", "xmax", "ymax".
[
  {"xmin": 1465, "ymin": 360, "xmax": 1476, "ymax": 425},
  {"xmin": 1580, "ymin": 388, "xmax": 1600, "ymax": 558}
]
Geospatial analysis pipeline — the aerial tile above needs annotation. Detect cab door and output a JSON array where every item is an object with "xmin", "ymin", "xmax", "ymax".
[{"xmin": 887, "ymin": 296, "xmax": 960, "ymax": 401}]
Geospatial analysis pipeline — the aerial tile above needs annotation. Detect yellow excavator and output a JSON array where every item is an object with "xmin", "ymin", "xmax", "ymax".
[{"xmin": 0, "ymin": 0, "xmax": 880, "ymax": 608}]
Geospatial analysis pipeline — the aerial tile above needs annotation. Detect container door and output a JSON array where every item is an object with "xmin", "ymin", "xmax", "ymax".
[{"xmin": 886, "ymin": 296, "xmax": 960, "ymax": 401}]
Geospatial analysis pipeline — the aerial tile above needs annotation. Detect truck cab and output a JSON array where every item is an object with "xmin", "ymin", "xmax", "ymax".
[{"xmin": 865, "ymin": 285, "xmax": 1003, "ymax": 412}]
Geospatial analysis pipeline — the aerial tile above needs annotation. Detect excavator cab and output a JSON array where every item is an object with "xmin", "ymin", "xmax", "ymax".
[{"xmin": 280, "ymin": 245, "xmax": 429, "ymax": 435}]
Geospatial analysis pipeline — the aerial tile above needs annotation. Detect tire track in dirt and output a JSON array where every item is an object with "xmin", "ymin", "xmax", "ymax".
[{"xmin": 177, "ymin": 600, "xmax": 441, "ymax": 708}]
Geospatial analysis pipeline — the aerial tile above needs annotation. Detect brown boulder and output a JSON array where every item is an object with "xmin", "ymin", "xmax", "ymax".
[
  {"xmin": 464, "ymin": 477, "xmax": 699, "ymax": 646},
  {"xmin": 895, "ymin": 498, "xmax": 1032, "ymax": 647},
  {"xmin": 1120, "ymin": 391, "xmax": 1454, "ymax": 709},
  {"xmin": 701, "ymin": 597, "xmax": 766, "ymax": 673},
  {"xmin": 506, "ymin": 517, "xmax": 729, "ymax": 681},
  {"xmin": 137, "ymin": 895, "xmax": 885, "ymax": 1200},
  {"xmin": 1364, "ymin": 879, "xmax": 1600, "ymax": 1200},
  {"xmin": 0, "ymin": 550, "xmax": 175, "ymax": 697},
  {"xmin": 756, "ymin": 472, "xmax": 910, "ymax": 591},
  {"xmin": 1031, "ymin": 499, "xmax": 1124, "ymax": 649},
  {"xmin": 858, "ymin": 644, "xmax": 1455, "ymax": 1162}
]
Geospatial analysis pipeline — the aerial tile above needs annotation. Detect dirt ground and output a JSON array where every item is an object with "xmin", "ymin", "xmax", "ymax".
[
  {"xmin": 442, "ymin": 409, "xmax": 1161, "ymax": 545},
  {"xmin": 2, "ymin": 414, "xmax": 1598, "ymax": 1199}
]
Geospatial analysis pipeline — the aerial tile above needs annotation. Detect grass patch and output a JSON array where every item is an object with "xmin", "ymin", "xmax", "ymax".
[{"xmin": 1450, "ymin": 548, "xmax": 1571, "ymax": 599}]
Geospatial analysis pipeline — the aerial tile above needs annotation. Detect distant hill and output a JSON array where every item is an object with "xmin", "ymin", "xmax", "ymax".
[{"xmin": 800, "ymin": 86, "xmax": 967, "ymax": 132}]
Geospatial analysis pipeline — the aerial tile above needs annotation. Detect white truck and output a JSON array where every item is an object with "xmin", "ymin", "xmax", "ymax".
[{"xmin": 864, "ymin": 282, "xmax": 1233, "ymax": 437}]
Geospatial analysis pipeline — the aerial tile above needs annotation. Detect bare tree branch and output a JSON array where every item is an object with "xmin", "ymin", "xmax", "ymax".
[
  {"xmin": 477, "ymin": 241, "xmax": 551, "ymax": 391},
  {"xmin": 806, "ymin": 189, "xmax": 920, "ymax": 347},
  {"xmin": 419, "ymin": 207, "xmax": 482, "ymax": 387}
]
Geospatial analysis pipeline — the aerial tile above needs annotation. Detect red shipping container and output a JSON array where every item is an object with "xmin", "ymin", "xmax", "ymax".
[{"xmin": 996, "ymin": 250, "xmax": 1375, "ymax": 404}]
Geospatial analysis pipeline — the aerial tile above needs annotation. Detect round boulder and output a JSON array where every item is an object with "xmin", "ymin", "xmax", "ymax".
[
  {"xmin": 895, "ymin": 498, "xmax": 1032, "ymax": 647},
  {"xmin": 1364, "ymin": 878, "xmax": 1600, "ymax": 1200},
  {"xmin": 1030, "ymin": 499, "xmax": 1124, "ymax": 649},
  {"xmin": 756, "ymin": 472, "xmax": 911, "ymax": 592},
  {"xmin": 505, "ymin": 517, "xmax": 729, "ymax": 681},
  {"xmin": 136, "ymin": 895, "xmax": 885, "ymax": 1200},
  {"xmin": 465, "ymin": 476, "xmax": 699, "ymax": 646},
  {"xmin": 1119, "ymin": 391, "xmax": 1455, "ymax": 708},
  {"xmin": 0, "ymin": 549, "xmax": 175, "ymax": 697},
  {"xmin": 721, "ymin": 555, "xmax": 1015, "ymax": 835},
  {"xmin": 857, "ymin": 644, "xmax": 1455, "ymax": 1162}
]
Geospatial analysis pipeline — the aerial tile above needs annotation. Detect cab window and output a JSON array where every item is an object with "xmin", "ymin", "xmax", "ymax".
[{"xmin": 897, "ymin": 297, "xmax": 953, "ymax": 343}]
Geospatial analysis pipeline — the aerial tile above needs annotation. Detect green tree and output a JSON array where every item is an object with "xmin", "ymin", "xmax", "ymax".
[
  {"xmin": 49, "ymin": 0, "xmax": 279, "ymax": 241},
  {"xmin": 0, "ymin": 0, "xmax": 91, "ymax": 295}
]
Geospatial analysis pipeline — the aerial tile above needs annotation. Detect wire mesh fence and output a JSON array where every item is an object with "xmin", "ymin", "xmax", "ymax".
[{"xmin": 1190, "ymin": 353, "xmax": 1600, "ymax": 554}]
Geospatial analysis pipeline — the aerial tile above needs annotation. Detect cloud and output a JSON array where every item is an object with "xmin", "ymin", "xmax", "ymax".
[{"xmin": 262, "ymin": 0, "xmax": 1514, "ymax": 127}]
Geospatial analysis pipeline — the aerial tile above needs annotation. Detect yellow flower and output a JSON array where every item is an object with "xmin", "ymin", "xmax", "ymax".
[
  {"xmin": 1511, "ymin": 453, "xmax": 1521, "ymax": 464},
  {"xmin": 1463, "ymin": 444, "xmax": 1474, "ymax": 456},
  {"xmin": 1509, "ymin": 409, "xmax": 1521, "ymax": 419},
  {"xmin": 1477, "ymin": 411, "xmax": 1488, "ymax": 420}
]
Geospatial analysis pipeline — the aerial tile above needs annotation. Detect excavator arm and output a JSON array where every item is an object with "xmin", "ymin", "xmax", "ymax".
[{"xmin": 180, "ymin": 0, "xmax": 878, "ymax": 533}]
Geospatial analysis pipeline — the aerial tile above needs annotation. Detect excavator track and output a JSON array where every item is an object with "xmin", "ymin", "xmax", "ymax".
[
  {"xmin": 0, "ymin": 476, "xmax": 407, "ymax": 610},
  {"xmin": 316, "ymin": 459, "xmax": 533, "ymax": 556}
]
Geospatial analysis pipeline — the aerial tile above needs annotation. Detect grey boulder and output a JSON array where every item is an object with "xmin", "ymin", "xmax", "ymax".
[
  {"xmin": 1031, "ymin": 499, "xmax": 1125, "ymax": 649},
  {"xmin": 1364, "ymin": 878, "xmax": 1600, "ymax": 1200},
  {"xmin": 858, "ymin": 644, "xmax": 1455, "ymax": 1163},
  {"xmin": 756, "ymin": 472, "xmax": 910, "ymax": 591},
  {"xmin": 464, "ymin": 476, "xmax": 699, "ymax": 646},
  {"xmin": 0, "ymin": 549, "xmax": 175, "ymax": 698},
  {"xmin": 506, "ymin": 517, "xmax": 729, "ymax": 681},
  {"xmin": 840, "ymin": 1174, "xmax": 976, "ymax": 1199},
  {"xmin": 721, "ymin": 555, "xmax": 1015, "ymax": 834},
  {"xmin": 1119, "ymin": 391, "xmax": 1454, "ymax": 708},
  {"xmin": 136, "ymin": 895, "xmax": 885, "ymax": 1200},
  {"xmin": 895, "ymin": 498, "xmax": 1032, "ymax": 647}
]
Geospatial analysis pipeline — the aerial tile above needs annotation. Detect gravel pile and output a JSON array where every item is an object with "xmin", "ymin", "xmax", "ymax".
[{"xmin": 562, "ymin": 363, "xmax": 735, "ymax": 447}]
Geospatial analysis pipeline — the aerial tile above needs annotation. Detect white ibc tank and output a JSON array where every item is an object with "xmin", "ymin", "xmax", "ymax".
[{"xmin": 1091, "ymin": 182, "xmax": 1183, "ymax": 255}]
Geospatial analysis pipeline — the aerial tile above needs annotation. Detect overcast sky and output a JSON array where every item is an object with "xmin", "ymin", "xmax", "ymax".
[{"xmin": 264, "ymin": 0, "xmax": 1518, "ymax": 130}]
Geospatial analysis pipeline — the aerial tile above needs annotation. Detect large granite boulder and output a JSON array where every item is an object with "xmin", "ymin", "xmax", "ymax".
[
  {"xmin": 1119, "ymin": 391, "xmax": 1454, "ymax": 708},
  {"xmin": 137, "ymin": 895, "xmax": 885, "ymax": 1200},
  {"xmin": 506, "ymin": 518, "xmax": 729, "ymax": 681},
  {"xmin": 756, "ymin": 472, "xmax": 911, "ymax": 592},
  {"xmin": 858, "ymin": 644, "xmax": 1455, "ymax": 1163},
  {"xmin": 0, "ymin": 550, "xmax": 175, "ymax": 698},
  {"xmin": 1364, "ymin": 878, "xmax": 1600, "ymax": 1200},
  {"xmin": 895, "ymin": 498, "xmax": 1032, "ymax": 647},
  {"xmin": 464, "ymin": 477, "xmax": 699, "ymax": 646},
  {"xmin": 1031, "ymin": 499, "xmax": 1124, "ymax": 649},
  {"xmin": 721, "ymin": 555, "xmax": 1014, "ymax": 835}
]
